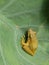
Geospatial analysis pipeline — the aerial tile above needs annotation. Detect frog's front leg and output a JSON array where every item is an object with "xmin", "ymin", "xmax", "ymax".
[{"xmin": 21, "ymin": 36, "xmax": 29, "ymax": 46}]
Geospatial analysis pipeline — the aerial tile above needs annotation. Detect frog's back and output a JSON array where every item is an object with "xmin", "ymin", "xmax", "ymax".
[{"xmin": 29, "ymin": 39, "xmax": 38, "ymax": 50}]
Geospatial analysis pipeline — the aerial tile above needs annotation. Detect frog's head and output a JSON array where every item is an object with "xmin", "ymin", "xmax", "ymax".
[{"xmin": 28, "ymin": 29, "xmax": 36, "ymax": 40}]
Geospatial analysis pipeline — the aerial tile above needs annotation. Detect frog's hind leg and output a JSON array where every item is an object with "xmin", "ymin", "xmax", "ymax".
[
  {"xmin": 21, "ymin": 36, "xmax": 25, "ymax": 46},
  {"xmin": 22, "ymin": 46, "xmax": 34, "ymax": 56}
]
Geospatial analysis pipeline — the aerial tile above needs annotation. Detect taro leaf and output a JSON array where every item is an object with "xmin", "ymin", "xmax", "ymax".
[{"xmin": 0, "ymin": 0, "xmax": 49, "ymax": 65}]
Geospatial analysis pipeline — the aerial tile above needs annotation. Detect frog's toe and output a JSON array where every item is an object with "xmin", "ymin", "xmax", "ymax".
[
  {"xmin": 23, "ymin": 35, "xmax": 25, "ymax": 38},
  {"xmin": 21, "ymin": 36, "xmax": 24, "ymax": 39}
]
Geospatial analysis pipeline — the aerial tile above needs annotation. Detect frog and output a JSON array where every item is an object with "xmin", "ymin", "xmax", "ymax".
[{"xmin": 21, "ymin": 28, "xmax": 38, "ymax": 56}]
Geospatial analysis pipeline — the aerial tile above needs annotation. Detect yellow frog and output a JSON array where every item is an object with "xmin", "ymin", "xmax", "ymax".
[{"xmin": 21, "ymin": 29, "xmax": 38, "ymax": 56}]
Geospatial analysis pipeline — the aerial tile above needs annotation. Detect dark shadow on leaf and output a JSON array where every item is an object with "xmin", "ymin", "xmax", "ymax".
[
  {"xmin": 40, "ymin": 0, "xmax": 49, "ymax": 30},
  {"xmin": 25, "ymin": 30, "xmax": 28, "ymax": 43}
]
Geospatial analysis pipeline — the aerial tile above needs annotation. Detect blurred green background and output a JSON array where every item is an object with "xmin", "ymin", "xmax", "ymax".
[{"xmin": 0, "ymin": 0, "xmax": 49, "ymax": 65}]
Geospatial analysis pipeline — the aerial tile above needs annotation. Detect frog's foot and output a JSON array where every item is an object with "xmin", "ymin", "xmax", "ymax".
[
  {"xmin": 21, "ymin": 35, "xmax": 25, "ymax": 46},
  {"xmin": 22, "ymin": 46, "xmax": 34, "ymax": 56}
]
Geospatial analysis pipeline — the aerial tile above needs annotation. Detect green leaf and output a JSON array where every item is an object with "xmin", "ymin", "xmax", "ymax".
[{"xmin": 0, "ymin": 0, "xmax": 49, "ymax": 65}]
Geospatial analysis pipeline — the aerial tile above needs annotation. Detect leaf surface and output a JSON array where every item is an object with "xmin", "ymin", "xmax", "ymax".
[{"xmin": 0, "ymin": 0, "xmax": 49, "ymax": 65}]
